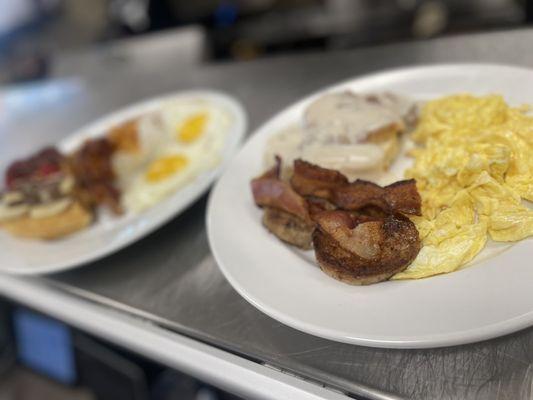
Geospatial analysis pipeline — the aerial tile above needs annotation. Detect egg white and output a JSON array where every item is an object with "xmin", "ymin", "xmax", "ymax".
[{"xmin": 118, "ymin": 98, "xmax": 233, "ymax": 213}]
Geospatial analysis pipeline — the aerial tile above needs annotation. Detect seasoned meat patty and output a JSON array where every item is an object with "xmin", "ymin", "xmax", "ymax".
[
  {"xmin": 313, "ymin": 211, "xmax": 420, "ymax": 285},
  {"xmin": 262, "ymin": 207, "xmax": 315, "ymax": 250}
]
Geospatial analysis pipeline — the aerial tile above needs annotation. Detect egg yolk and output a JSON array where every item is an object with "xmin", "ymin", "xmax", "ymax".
[
  {"xmin": 177, "ymin": 113, "xmax": 207, "ymax": 143},
  {"xmin": 145, "ymin": 155, "xmax": 188, "ymax": 182}
]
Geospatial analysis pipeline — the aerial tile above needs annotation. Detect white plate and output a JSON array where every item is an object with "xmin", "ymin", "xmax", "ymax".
[
  {"xmin": 207, "ymin": 64, "xmax": 533, "ymax": 349},
  {"xmin": 1, "ymin": 90, "xmax": 247, "ymax": 275}
]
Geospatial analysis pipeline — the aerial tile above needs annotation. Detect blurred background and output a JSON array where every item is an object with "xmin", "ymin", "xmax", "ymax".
[{"xmin": 0, "ymin": 0, "xmax": 531, "ymax": 83}]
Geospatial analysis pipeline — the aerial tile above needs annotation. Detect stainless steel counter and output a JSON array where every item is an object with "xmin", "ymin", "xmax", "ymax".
[{"xmin": 4, "ymin": 29, "xmax": 533, "ymax": 400}]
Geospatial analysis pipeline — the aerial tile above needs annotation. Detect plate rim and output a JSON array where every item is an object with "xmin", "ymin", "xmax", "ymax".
[
  {"xmin": 207, "ymin": 62, "xmax": 533, "ymax": 349},
  {"xmin": 2, "ymin": 89, "xmax": 247, "ymax": 275}
]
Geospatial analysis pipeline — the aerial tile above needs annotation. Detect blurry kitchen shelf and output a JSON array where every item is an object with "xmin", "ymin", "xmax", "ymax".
[{"xmin": 52, "ymin": 26, "xmax": 207, "ymax": 80}]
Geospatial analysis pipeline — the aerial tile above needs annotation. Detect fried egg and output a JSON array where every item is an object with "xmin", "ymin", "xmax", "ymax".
[
  {"xmin": 111, "ymin": 114, "xmax": 167, "ymax": 188},
  {"xmin": 114, "ymin": 98, "xmax": 232, "ymax": 213},
  {"xmin": 393, "ymin": 94, "xmax": 533, "ymax": 280}
]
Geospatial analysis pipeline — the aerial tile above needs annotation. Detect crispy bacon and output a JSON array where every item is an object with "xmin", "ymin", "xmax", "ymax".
[
  {"xmin": 289, "ymin": 159, "xmax": 421, "ymax": 216},
  {"xmin": 383, "ymin": 179, "xmax": 421, "ymax": 215},
  {"xmin": 251, "ymin": 158, "xmax": 310, "ymax": 223},
  {"xmin": 290, "ymin": 159, "xmax": 348, "ymax": 201},
  {"xmin": 331, "ymin": 180, "xmax": 389, "ymax": 211},
  {"xmin": 250, "ymin": 157, "xmax": 422, "ymax": 283},
  {"xmin": 69, "ymin": 138, "xmax": 122, "ymax": 214},
  {"xmin": 334, "ymin": 179, "xmax": 421, "ymax": 215},
  {"xmin": 306, "ymin": 197, "xmax": 336, "ymax": 220},
  {"xmin": 251, "ymin": 158, "xmax": 316, "ymax": 248}
]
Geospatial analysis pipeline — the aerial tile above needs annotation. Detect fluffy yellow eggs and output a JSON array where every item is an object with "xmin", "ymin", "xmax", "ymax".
[{"xmin": 394, "ymin": 94, "xmax": 533, "ymax": 280}]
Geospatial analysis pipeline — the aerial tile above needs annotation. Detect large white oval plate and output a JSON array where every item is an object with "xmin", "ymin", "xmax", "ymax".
[
  {"xmin": 0, "ymin": 90, "xmax": 247, "ymax": 275},
  {"xmin": 207, "ymin": 64, "xmax": 533, "ymax": 348}
]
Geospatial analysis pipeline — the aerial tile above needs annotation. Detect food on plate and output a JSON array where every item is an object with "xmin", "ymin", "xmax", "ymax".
[
  {"xmin": 5, "ymin": 147, "xmax": 67, "ymax": 191},
  {"xmin": 113, "ymin": 98, "xmax": 233, "ymax": 212},
  {"xmin": 262, "ymin": 208, "xmax": 316, "ymax": 250},
  {"xmin": 394, "ymin": 94, "xmax": 533, "ymax": 279},
  {"xmin": 109, "ymin": 117, "xmax": 166, "ymax": 189},
  {"xmin": 264, "ymin": 92, "xmax": 415, "ymax": 181},
  {"xmin": 0, "ymin": 147, "xmax": 92, "ymax": 239},
  {"xmin": 291, "ymin": 159, "xmax": 422, "ymax": 215},
  {"xmin": 251, "ymin": 158, "xmax": 315, "ymax": 249},
  {"xmin": 254, "ymin": 92, "xmax": 533, "ymax": 284},
  {"xmin": 290, "ymin": 158, "xmax": 349, "ymax": 202},
  {"xmin": 313, "ymin": 211, "xmax": 420, "ymax": 285},
  {"xmin": 69, "ymin": 138, "xmax": 122, "ymax": 214},
  {"xmin": 1, "ymin": 202, "xmax": 92, "ymax": 240},
  {"xmin": 0, "ymin": 95, "xmax": 236, "ymax": 241},
  {"xmin": 108, "ymin": 119, "xmax": 140, "ymax": 153},
  {"xmin": 251, "ymin": 158, "xmax": 422, "ymax": 283},
  {"xmin": 333, "ymin": 179, "xmax": 421, "ymax": 215},
  {"xmin": 251, "ymin": 158, "xmax": 310, "ymax": 221}
]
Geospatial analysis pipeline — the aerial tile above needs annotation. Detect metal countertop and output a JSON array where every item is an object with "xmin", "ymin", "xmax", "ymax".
[{"xmin": 3, "ymin": 29, "xmax": 533, "ymax": 400}]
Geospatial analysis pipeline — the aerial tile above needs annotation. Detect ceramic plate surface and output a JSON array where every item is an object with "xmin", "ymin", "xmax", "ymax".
[{"xmin": 207, "ymin": 64, "xmax": 533, "ymax": 348}]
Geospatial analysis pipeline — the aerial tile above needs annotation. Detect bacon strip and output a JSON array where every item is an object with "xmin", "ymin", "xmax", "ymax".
[
  {"xmin": 383, "ymin": 179, "xmax": 421, "ymax": 215},
  {"xmin": 291, "ymin": 159, "xmax": 348, "ymax": 201},
  {"xmin": 251, "ymin": 159, "xmax": 311, "ymax": 222},
  {"xmin": 250, "ymin": 158, "xmax": 422, "ymax": 284},
  {"xmin": 290, "ymin": 159, "xmax": 421, "ymax": 216},
  {"xmin": 69, "ymin": 138, "xmax": 122, "ymax": 214},
  {"xmin": 306, "ymin": 197, "xmax": 336, "ymax": 220},
  {"xmin": 331, "ymin": 180, "xmax": 389, "ymax": 211}
]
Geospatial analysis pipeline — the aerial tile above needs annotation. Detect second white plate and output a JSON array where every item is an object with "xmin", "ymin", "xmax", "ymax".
[
  {"xmin": 0, "ymin": 90, "xmax": 247, "ymax": 274},
  {"xmin": 207, "ymin": 64, "xmax": 533, "ymax": 349}
]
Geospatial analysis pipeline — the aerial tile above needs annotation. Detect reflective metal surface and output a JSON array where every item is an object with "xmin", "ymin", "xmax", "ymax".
[{"xmin": 3, "ymin": 29, "xmax": 533, "ymax": 400}]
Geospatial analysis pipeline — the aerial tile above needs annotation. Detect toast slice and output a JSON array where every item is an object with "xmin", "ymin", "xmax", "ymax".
[{"xmin": 1, "ymin": 201, "xmax": 93, "ymax": 240}]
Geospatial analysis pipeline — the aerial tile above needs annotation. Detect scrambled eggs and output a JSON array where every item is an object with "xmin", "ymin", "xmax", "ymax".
[{"xmin": 393, "ymin": 94, "xmax": 533, "ymax": 280}]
